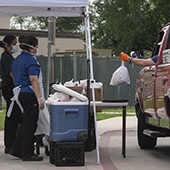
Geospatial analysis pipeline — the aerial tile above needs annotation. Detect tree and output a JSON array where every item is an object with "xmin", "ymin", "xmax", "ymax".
[
  {"xmin": 90, "ymin": 0, "xmax": 170, "ymax": 56},
  {"xmin": 10, "ymin": 16, "xmax": 83, "ymax": 32},
  {"xmin": 10, "ymin": 1, "xmax": 170, "ymax": 56}
]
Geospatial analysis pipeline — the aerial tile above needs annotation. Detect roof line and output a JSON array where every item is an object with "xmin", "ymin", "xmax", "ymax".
[{"xmin": 0, "ymin": 29, "xmax": 81, "ymax": 38}]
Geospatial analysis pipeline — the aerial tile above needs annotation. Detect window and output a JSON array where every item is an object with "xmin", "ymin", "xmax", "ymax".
[
  {"xmin": 152, "ymin": 31, "xmax": 164, "ymax": 57},
  {"xmin": 164, "ymin": 29, "xmax": 170, "ymax": 50}
]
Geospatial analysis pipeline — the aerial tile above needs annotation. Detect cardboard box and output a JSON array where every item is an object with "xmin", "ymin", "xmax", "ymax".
[{"xmin": 68, "ymin": 86, "xmax": 103, "ymax": 113}]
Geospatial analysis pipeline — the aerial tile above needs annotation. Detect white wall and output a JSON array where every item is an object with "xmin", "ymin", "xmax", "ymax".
[
  {"xmin": 0, "ymin": 17, "xmax": 10, "ymax": 55},
  {"xmin": 0, "ymin": 17, "xmax": 10, "ymax": 29},
  {"xmin": 39, "ymin": 37, "xmax": 84, "ymax": 56}
]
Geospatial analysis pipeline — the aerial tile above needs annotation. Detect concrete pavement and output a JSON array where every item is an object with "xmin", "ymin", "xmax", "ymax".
[{"xmin": 1, "ymin": 116, "xmax": 170, "ymax": 170}]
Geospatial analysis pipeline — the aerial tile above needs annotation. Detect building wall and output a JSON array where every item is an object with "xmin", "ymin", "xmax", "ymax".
[
  {"xmin": 39, "ymin": 37, "xmax": 84, "ymax": 56},
  {"xmin": 0, "ymin": 17, "xmax": 9, "ymax": 55},
  {"xmin": 0, "ymin": 36, "xmax": 84, "ymax": 58},
  {"xmin": 0, "ymin": 17, "xmax": 84, "ymax": 56},
  {"xmin": 0, "ymin": 17, "xmax": 10, "ymax": 29}
]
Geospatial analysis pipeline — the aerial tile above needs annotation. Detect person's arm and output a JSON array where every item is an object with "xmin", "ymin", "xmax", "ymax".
[
  {"xmin": 120, "ymin": 52, "xmax": 155, "ymax": 67},
  {"xmin": 29, "ymin": 75, "xmax": 41, "ymax": 98},
  {"xmin": 131, "ymin": 58, "xmax": 155, "ymax": 67},
  {"xmin": 9, "ymin": 72, "xmax": 13, "ymax": 78},
  {"xmin": 29, "ymin": 75, "xmax": 44, "ymax": 110},
  {"xmin": 9, "ymin": 72, "xmax": 14, "ymax": 84},
  {"xmin": 2, "ymin": 53, "xmax": 14, "ymax": 78}
]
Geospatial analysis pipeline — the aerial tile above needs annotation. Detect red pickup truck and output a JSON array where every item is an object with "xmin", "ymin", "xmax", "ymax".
[{"xmin": 135, "ymin": 23, "xmax": 170, "ymax": 149}]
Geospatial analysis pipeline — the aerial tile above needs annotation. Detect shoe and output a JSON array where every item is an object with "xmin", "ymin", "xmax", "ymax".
[
  {"xmin": 9, "ymin": 150, "xmax": 22, "ymax": 159},
  {"xmin": 22, "ymin": 154, "xmax": 43, "ymax": 161},
  {"xmin": 5, "ymin": 148, "xmax": 10, "ymax": 154}
]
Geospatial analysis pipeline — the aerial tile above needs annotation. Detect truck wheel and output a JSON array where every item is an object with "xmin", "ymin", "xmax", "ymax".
[{"xmin": 137, "ymin": 106, "xmax": 157, "ymax": 149}]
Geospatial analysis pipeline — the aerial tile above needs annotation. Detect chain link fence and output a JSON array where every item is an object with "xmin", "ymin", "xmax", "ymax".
[
  {"xmin": 0, "ymin": 90, "xmax": 6, "ymax": 111},
  {"xmin": 0, "ymin": 55, "xmax": 143, "ymax": 110},
  {"xmin": 37, "ymin": 55, "xmax": 143, "ymax": 107}
]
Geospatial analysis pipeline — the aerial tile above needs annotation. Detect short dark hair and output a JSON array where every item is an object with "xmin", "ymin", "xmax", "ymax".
[
  {"xmin": 19, "ymin": 34, "xmax": 38, "ymax": 52},
  {"xmin": 0, "ymin": 35, "xmax": 16, "ymax": 49}
]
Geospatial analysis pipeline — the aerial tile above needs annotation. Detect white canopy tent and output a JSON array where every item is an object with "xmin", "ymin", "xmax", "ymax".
[
  {"xmin": 0, "ymin": 1, "xmax": 87, "ymax": 17},
  {"xmin": 0, "ymin": 0, "xmax": 100, "ymax": 164}
]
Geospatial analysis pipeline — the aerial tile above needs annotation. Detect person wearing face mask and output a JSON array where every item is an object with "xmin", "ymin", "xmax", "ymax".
[
  {"xmin": 0, "ymin": 35, "xmax": 23, "ymax": 154},
  {"xmin": 9, "ymin": 34, "xmax": 45, "ymax": 161}
]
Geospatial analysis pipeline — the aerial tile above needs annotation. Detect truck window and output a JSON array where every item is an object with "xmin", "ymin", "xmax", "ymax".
[
  {"xmin": 164, "ymin": 29, "xmax": 170, "ymax": 50},
  {"xmin": 152, "ymin": 31, "xmax": 164, "ymax": 57},
  {"xmin": 161, "ymin": 28, "xmax": 170, "ymax": 65}
]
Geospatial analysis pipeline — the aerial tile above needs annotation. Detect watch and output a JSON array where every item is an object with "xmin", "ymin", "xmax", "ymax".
[{"xmin": 128, "ymin": 57, "xmax": 132, "ymax": 63}]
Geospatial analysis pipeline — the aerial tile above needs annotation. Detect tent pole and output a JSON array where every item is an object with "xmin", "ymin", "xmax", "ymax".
[
  {"xmin": 46, "ymin": 41, "xmax": 51, "ymax": 98},
  {"xmin": 46, "ymin": 17, "xmax": 56, "ymax": 98},
  {"xmin": 85, "ymin": 11, "xmax": 90, "ymax": 112},
  {"xmin": 85, "ymin": 6, "xmax": 100, "ymax": 165}
]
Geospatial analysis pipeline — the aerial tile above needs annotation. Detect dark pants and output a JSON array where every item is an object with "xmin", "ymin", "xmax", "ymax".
[
  {"xmin": 2, "ymin": 84, "xmax": 23, "ymax": 150},
  {"xmin": 12, "ymin": 92, "xmax": 39, "ymax": 159}
]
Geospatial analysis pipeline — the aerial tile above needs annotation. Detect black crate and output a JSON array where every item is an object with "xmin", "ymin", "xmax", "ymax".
[
  {"xmin": 84, "ymin": 112, "xmax": 96, "ymax": 151},
  {"xmin": 50, "ymin": 141, "xmax": 84, "ymax": 166},
  {"xmin": 50, "ymin": 141, "xmax": 55, "ymax": 164}
]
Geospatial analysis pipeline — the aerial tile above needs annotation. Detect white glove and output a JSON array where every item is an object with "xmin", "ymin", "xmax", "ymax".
[{"xmin": 38, "ymin": 97, "xmax": 45, "ymax": 110}]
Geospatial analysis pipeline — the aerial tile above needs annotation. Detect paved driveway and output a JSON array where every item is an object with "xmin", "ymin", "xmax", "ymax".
[
  {"xmin": 0, "ymin": 116, "xmax": 170, "ymax": 170},
  {"xmin": 98, "ymin": 117, "xmax": 170, "ymax": 170}
]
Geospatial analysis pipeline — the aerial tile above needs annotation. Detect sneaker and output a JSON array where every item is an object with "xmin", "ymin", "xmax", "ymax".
[{"xmin": 22, "ymin": 154, "xmax": 43, "ymax": 161}]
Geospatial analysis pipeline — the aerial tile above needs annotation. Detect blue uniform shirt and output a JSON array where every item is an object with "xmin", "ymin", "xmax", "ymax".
[
  {"xmin": 11, "ymin": 51, "xmax": 40, "ymax": 93},
  {"xmin": 151, "ymin": 55, "xmax": 158, "ymax": 63}
]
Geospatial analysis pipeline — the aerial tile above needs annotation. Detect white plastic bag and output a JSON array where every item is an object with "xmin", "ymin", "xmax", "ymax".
[
  {"xmin": 64, "ymin": 79, "xmax": 79, "ymax": 87},
  {"xmin": 47, "ymin": 92, "xmax": 70, "ymax": 103},
  {"xmin": 52, "ymin": 83, "xmax": 88, "ymax": 102},
  {"xmin": 79, "ymin": 79, "xmax": 103, "ymax": 88},
  {"xmin": 110, "ymin": 61, "xmax": 130, "ymax": 86}
]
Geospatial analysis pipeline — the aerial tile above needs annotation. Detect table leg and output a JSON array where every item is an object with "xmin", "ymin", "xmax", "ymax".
[{"xmin": 122, "ymin": 106, "xmax": 126, "ymax": 158}]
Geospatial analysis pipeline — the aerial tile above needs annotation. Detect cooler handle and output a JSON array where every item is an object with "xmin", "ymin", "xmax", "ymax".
[{"xmin": 64, "ymin": 109, "xmax": 79, "ymax": 118}]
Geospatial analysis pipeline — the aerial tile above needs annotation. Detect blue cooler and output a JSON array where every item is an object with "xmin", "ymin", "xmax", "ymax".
[{"xmin": 49, "ymin": 102, "xmax": 89, "ymax": 142}]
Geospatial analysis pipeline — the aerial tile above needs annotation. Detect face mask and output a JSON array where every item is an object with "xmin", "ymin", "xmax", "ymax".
[
  {"xmin": 20, "ymin": 43, "xmax": 38, "ymax": 57},
  {"xmin": 11, "ymin": 44, "xmax": 18, "ymax": 53},
  {"xmin": 34, "ymin": 48, "xmax": 38, "ymax": 57}
]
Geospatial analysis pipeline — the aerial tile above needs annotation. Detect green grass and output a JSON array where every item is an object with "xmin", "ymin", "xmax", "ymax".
[
  {"xmin": 97, "ymin": 113, "xmax": 135, "ymax": 121},
  {"xmin": 97, "ymin": 107, "xmax": 135, "ymax": 121},
  {"xmin": 102, "ymin": 106, "xmax": 135, "ymax": 113},
  {"xmin": 0, "ymin": 110, "xmax": 5, "ymax": 131},
  {"xmin": 97, "ymin": 113, "xmax": 135, "ymax": 120}
]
